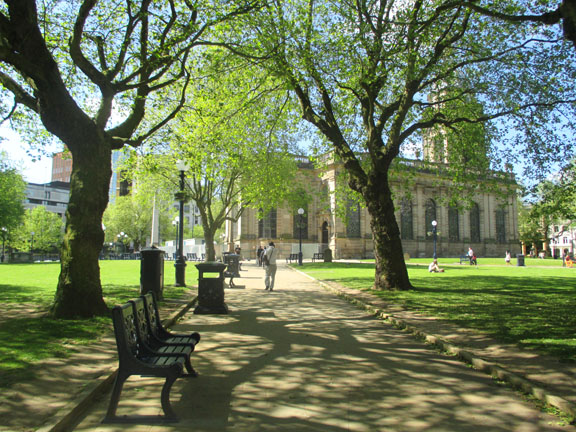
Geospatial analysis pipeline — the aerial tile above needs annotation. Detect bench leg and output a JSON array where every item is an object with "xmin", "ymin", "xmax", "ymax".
[
  {"xmin": 184, "ymin": 357, "xmax": 199, "ymax": 377},
  {"xmin": 160, "ymin": 375, "xmax": 179, "ymax": 420},
  {"xmin": 104, "ymin": 371, "xmax": 128, "ymax": 421}
]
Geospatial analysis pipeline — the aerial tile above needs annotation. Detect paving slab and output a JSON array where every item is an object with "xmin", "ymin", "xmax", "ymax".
[{"xmin": 71, "ymin": 262, "xmax": 574, "ymax": 431}]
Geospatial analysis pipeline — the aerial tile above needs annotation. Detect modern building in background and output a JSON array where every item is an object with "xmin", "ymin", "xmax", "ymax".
[
  {"xmin": 23, "ymin": 181, "xmax": 70, "ymax": 220},
  {"xmin": 51, "ymin": 149, "xmax": 131, "ymax": 204},
  {"xmin": 50, "ymin": 151, "xmax": 73, "ymax": 182}
]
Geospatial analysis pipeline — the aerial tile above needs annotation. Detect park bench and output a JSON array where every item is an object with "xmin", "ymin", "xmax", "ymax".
[
  {"xmin": 140, "ymin": 293, "xmax": 201, "ymax": 350},
  {"xmin": 286, "ymin": 253, "xmax": 298, "ymax": 263},
  {"xmin": 105, "ymin": 297, "xmax": 200, "ymax": 422},
  {"xmin": 459, "ymin": 255, "xmax": 470, "ymax": 264},
  {"xmin": 131, "ymin": 297, "xmax": 199, "ymax": 375},
  {"xmin": 312, "ymin": 252, "xmax": 323, "ymax": 262}
]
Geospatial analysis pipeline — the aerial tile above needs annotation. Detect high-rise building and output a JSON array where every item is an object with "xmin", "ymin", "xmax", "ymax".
[{"xmin": 51, "ymin": 151, "xmax": 72, "ymax": 182}]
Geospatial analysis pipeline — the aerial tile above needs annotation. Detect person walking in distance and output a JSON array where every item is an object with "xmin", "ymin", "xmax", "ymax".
[{"xmin": 262, "ymin": 241, "xmax": 278, "ymax": 291}]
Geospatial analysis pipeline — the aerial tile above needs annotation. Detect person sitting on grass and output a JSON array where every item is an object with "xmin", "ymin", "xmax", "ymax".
[{"xmin": 428, "ymin": 258, "xmax": 445, "ymax": 273}]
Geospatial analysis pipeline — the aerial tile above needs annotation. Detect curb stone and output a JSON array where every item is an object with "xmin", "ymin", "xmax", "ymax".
[
  {"xmin": 289, "ymin": 265, "xmax": 576, "ymax": 424},
  {"xmin": 35, "ymin": 296, "xmax": 199, "ymax": 432}
]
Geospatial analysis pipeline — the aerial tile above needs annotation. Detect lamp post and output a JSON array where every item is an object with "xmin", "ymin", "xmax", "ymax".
[
  {"xmin": 175, "ymin": 159, "xmax": 189, "ymax": 287},
  {"xmin": 172, "ymin": 217, "xmax": 179, "ymax": 259},
  {"xmin": 1, "ymin": 227, "xmax": 7, "ymax": 263},
  {"xmin": 431, "ymin": 220, "xmax": 438, "ymax": 259},
  {"xmin": 298, "ymin": 208, "xmax": 304, "ymax": 266},
  {"xmin": 117, "ymin": 232, "xmax": 128, "ymax": 253},
  {"xmin": 30, "ymin": 231, "xmax": 35, "ymax": 256}
]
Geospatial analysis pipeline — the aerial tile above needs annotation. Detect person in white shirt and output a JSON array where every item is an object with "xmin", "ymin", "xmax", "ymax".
[
  {"xmin": 262, "ymin": 241, "xmax": 278, "ymax": 291},
  {"xmin": 428, "ymin": 259, "xmax": 444, "ymax": 273}
]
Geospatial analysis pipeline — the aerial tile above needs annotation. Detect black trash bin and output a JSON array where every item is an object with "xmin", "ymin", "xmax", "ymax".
[
  {"xmin": 194, "ymin": 262, "xmax": 228, "ymax": 314},
  {"xmin": 516, "ymin": 254, "xmax": 525, "ymax": 267},
  {"xmin": 140, "ymin": 246, "xmax": 165, "ymax": 300},
  {"xmin": 225, "ymin": 253, "xmax": 241, "ymax": 277}
]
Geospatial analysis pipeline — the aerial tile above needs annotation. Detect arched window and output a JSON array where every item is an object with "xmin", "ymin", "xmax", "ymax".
[
  {"xmin": 293, "ymin": 208, "xmax": 308, "ymax": 240},
  {"xmin": 346, "ymin": 201, "xmax": 361, "ymax": 238},
  {"xmin": 448, "ymin": 206, "xmax": 460, "ymax": 241},
  {"xmin": 425, "ymin": 199, "xmax": 437, "ymax": 239},
  {"xmin": 258, "ymin": 208, "xmax": 277, "ymax": 238},
  {"xmin": 400, "ymin": 198, "xmax": 413, "ymax": 240},
  {"xmin": 495, "ymin": 208, "xmax": 506, "ymax": 243},
  {"xmin": 321, "ymin": 221, "xmax": 329, "ymax": 245},
  {"xmin": 470, "ymin": 202, "xmax": 480, "ymax": 243}
]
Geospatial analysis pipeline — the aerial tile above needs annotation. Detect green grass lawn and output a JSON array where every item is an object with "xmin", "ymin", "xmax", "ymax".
[
  {"xmin": 0, "ymin": 260, "xmax": 197, "ymax": 387},
  {"xmin": 299, "ymin": 259, "xmax": 576, "ymax": 362}
]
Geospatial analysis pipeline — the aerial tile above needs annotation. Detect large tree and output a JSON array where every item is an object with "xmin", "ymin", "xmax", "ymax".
[
  {"xmin": 138, "ymin": 50, "xmax": 300, "ymax": 261},
  {"xmin": 233, "ymin": 0, "xmax": 576, "ymax": 291},
  {"xmin": 0, "ymin": 1, "xmax": 256, "ymax": 317},
  {"xmin": 458, "ymin": 1, "xmax": 576, "ymax": 48}
]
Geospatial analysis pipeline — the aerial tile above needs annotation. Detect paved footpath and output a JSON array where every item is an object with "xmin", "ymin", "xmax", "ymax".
[{"xmin": 71, "ymin": 261, "xmax": 574, "ymax": 431}]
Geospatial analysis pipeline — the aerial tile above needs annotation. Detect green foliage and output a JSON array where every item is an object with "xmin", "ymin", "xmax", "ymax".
[
  {"xmin": 520, "ymin": 160, "xmax": 576, "ymax": 250},
  {"xmin": 11, "ymin": 207, "xmax": 63, "ymax": 253},
  {"xmin": 0, "ymin": 153, "xmax": 26, "ymax": 235},
  {"xmin": 103, "ymin": 195, "xmax": 153, "ymax": 250},
  {"xmin": 137, "ymin": 48, "xmax": 303, "ymax": 258},
  {"xmin": 518, "ymin": 201, "xmax": 544, "ymax": 248}
]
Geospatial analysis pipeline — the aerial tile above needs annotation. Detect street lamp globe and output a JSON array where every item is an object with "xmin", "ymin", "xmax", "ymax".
[
  {"xmin": 431, "ymin": 220, "xmax": 438, "ymax": 259},
  {"xmin": 176, "ymin": 159, "xmax": 190, "ymax": 172}
]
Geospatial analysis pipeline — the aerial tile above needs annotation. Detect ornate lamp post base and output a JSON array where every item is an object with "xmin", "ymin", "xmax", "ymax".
[{"xmin": 174, "ymin": 259, "xmax": 187, "ymax": 287}]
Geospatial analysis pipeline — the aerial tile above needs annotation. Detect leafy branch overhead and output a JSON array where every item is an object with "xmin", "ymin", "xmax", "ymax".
[{"xmin": 0, "ymin": 0, "xmax": 261, "ymax": 318}]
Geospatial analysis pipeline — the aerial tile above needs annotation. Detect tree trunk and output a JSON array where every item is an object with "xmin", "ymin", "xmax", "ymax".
[
  {"xmin": 364, "ymin": 176, "xmax": 413, "ymax": 291},
  {"xmin": 51, "ymin": 141, "xmax": 111, "ymax": 318},
  {"xmin": 204, "ymin": 229, "xmax": 216, "ymax": 261}
]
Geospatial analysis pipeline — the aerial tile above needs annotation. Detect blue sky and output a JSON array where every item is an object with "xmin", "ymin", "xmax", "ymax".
[{"xmin": 0, "ymin": 125, "xmax": 59, "ymax": 183}]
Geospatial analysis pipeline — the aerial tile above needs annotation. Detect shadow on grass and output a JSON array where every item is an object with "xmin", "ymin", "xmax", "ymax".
[
  {"xmin": 0, "ymin": 315, "xmax": 110, "ymax": 387},
  {"xmin": 0, "ymin": 277, "xmax": 192, "ymax": 389}
]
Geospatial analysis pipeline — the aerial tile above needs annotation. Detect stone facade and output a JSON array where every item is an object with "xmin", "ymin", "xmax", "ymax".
[{"xmin": 225, "ymin": 157, "xmax": 519, "ymax": 261}]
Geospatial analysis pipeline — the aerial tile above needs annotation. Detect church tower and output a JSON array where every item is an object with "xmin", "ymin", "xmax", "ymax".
[{"xmin": 421, "ymin": 85, "xmax": 490, "ymax": 169}]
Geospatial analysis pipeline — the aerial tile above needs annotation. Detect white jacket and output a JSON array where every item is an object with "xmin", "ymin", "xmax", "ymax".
[{"xmin": 264, "ymin": 246, "xmax": 277, "ymax": 265}]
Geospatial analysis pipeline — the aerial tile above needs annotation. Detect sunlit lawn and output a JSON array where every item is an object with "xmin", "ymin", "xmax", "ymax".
[
  {"xmin": 0, "ymin": 260, "xmax": 197, "ymax": 387},
  {"xmin": 299, "ymin": 258, "xmax": 576, "ymax": 362}
]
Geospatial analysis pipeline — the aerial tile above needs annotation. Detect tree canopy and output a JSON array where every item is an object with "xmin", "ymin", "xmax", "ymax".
[
  {"xmin": 0, "ymin": 152, "xmax": 25, "ymax": 233},
  {"xmin": 226, "ymin": 0, "xmax": 576, "ymax": 290},
  {"xmin": 136, "ymin": 49, "xmax": 300, "ymax": 260},
  {"xmin": 0, "ymin": 0, "xmax": 259, "ymax": 317},
  {"xmin": 12, "ymin": 206, "xmax": 63, "ymax": 253}
]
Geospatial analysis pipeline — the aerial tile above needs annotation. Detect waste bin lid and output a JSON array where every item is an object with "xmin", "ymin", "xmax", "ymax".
[
  {"xmin": 140, "ymin": 246, "xmax": 164, "ymax": 255},
  {"xmin": 195, "ymin": 261, "xmax": 227, "ymax": 272}
]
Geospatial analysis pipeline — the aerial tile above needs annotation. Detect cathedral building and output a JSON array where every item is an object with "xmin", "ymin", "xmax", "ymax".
[{"xmin": 225, "ymin": 147, "xmax": 519, "ymax": 261}]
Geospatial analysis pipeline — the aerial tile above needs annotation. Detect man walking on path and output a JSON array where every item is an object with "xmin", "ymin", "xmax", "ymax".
[{"xmin": 262, "ymin": 241, "xmax": 277, "ymax": 291}]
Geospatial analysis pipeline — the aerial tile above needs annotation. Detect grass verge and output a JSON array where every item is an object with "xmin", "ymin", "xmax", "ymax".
[{"xmin": 0, "ymin": 260, "xmax": 196, "ymax": 387}]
